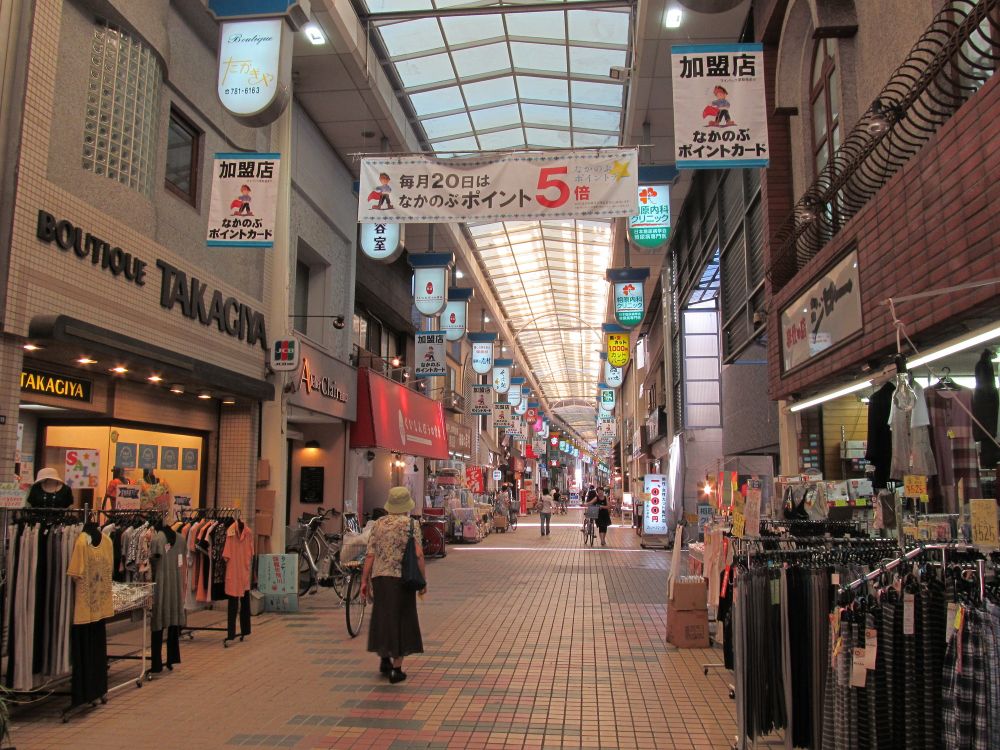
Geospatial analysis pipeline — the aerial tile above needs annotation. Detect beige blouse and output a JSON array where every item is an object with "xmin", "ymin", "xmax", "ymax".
[{"xmin": 368, "ymin": 514, "xmax": 422, "ymax": 578}]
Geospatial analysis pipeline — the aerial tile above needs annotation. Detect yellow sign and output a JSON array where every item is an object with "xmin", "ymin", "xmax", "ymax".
[
  {"xmin": 969, "ymin": 498, "xmax": 999, "ymax": 551},
  {"xmin": 731, "ymin": 510, "xmax": 746, "ymax": 539},
  {"xmin": 607, "ymin": 332, "xmax": 630, "ymax": 367},
  {"xmin": 902, "ymin": 474, "xmax": 928, "ymax": 501}
]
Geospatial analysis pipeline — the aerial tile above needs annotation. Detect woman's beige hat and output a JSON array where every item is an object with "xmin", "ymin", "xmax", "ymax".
[
  {"xmin": 34, "ymin": 467, "xmax": 64, "ymax": 485},
  {"xmin": 384, "ymin": 486, "xmax": 415, "ymax": 515}
]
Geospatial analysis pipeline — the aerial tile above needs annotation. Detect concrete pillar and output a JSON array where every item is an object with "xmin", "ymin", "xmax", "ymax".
[
  {"xmin": 777, "ymin": 401, "xmax": 800, "ymax": 476},
  {"xmin": 0, "ymin": 337, "xmax": 24, "ymax": 483}
]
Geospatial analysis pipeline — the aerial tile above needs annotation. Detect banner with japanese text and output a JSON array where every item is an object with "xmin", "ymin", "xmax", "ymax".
[
  {"xmin": 470, "ymin": 384, "xmax": 493, "ymax": 416},
  {"xmin": 358, "ymin": 149, "xmax": 639, "ymax": 223},
  {"xmin": 414, "ymin": 331, "xmax": 447, "ymax": 378},
  {"xmin": 493, "ymin": 403, "xmax": 512, "ymax": 430},
  {"xmin": 671, "ymin": 44, "xmax": 769, "ymax": 169},
  {"xmin": 207, "ymin": 153, "xmax": 280, "ymax": 247}
]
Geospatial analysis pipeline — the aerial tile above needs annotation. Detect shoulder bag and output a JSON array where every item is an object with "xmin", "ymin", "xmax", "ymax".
[{"xmin": 401, "ymin": 519, "xmax": 426, "ymax": 592}]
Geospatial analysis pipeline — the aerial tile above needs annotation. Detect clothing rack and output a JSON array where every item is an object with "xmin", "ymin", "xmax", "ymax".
[{"xmin": 837, "ymin": 541, "xmax": 976, "ymax": 595}]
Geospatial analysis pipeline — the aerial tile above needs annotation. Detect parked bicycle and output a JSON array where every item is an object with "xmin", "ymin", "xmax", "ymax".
[
  {"xmin": 288, "ymin": 507, "xmax": 355, "ymax": 598},
  {"xmin": 343, "ymin": 556, "xmax": 367, "ymax": 637},
  {"xmin": 582, "ymin": 506, "xmax": 598, "ymax": 546}
]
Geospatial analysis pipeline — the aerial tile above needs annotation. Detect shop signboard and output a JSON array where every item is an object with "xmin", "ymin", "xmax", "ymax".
[
  {"xmin": 643, "ymin": 474, "xmax": 668, "ymax": 535},
  {"xmin": 628, "ymin": 185, "xmax": 671, "ymax": 250},
  {"xmin": 507, "ymin": 378, "xmax": 524, "ymax": 407},
  {"xmin": 115, "ymin": 485, "xmax": 141, "ymax": 510},
  {"xmin": 600, "ymin": 387, "xmax": 616, "ymax": 412},
  {"xmin": 442, "ymin": 289, "xmax": 472, "ymax": 342},
  {"xmin": 446, "ymin": 422, "xmax": 473, "ymax": 456},
  {"xmin": 745, "ymin": 479, "xmax": 762, "ymax": 537},
  {"xmin": 358, "ymin": 149, "xmax": 638, "ymax": 224},
  {"xmin": 414, "ymin": 331, "xmax": 447, "ymax": 378},
  {"xmin": 270, "ymin": 338, "xmax": 299, "ymax": 371},
  {"xmin": 413, "ymin": 268, "xmax": 447, "ymax": 316},
  {"xmin": 20, "ymin": 367, "xmax": 92, "ymax": 403},
  {"xmin": 216, "ymin": 18, "xmax": 292, "ymax": 126},
  {"xmin": 466, "ymin": 467, "xmax": 484, "ymax": 493},
  {"xmin": 359, "ymin": 222, "xmax": 403, "ymax": 262},
  {"xmin": 604, "ymin": 358, "xmax": 623, "ymax": 388},
  {"xmin": 470, "ymin": 384, "xmax": 493, "ymax": 416},
  {"xmin": 351, "ymin": 369, "xmax": 449, "ymax": 459},
  {"xmin": 525, "ymin": 406, "xmax": 538, "ymax": 423},
  {"xmin": 780, "ymin": 250, "xmax": 862, "ymax": 371},
  {"xmin": 598, "ymin": 405, "xmax": 612, "ymax": 421},
  {"xmin": 670, "ymin": 43, "xmax": 769, "ymax": 169},
  {"xmin": 606, "ymin": 332, "xmax": 630, "ymax": 368},
  {"xmin": 287, "ymin": 341, "xmax": 357, "ymax": 421},
  {"xmin": 470, "ymin": 333, "xmax": 495, "ymax": 374},
  {"xmin": 207, "ymin": 153, "xmax": 281, "ymax": 247},
  {"xmin": 492, "ymin": 469, "xmax": 503, "ymax": 481},
  {"xmin": 0, "ymin": 482, "xmax": 26, "ymax": 509},
  {"xmin": 257, "ymin": 553, "xmax": 298, "ymax": 595},
  {"xmin": 64, "ymin": 449, "xmax": 100, "ymax": 489},
  {"xmin": 115, "ymin": 442, "xmax": 138, "ymax": 469},
  {"xmin": 493, "ymin": 403, "xmax": 512, "ymax": 429},
  {"xmin": 613, "ymin": 281, "xmax": 644, "ymax": 327},
  {"xmin": 515, "ymin": 389, "xmax": 529, "ymax": 416},
  {"xmin": 697, "ymin": 503, "xmax": 713, "ymax": 533},
  {"xmin": 492, "ymin": 359, "xmax": 512, "ymax": 394}
]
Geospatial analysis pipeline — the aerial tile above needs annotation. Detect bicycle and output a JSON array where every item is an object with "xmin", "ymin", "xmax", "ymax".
[
  {"xmin": 288, "ymin": 507, "xmax": 353, "ymax": 598},
  {"xmin": 343, "ymin": 555, "xmax": 367, "ymax": 637},
  {"xmin": 582, "ymin": 507, "xmax": 598, "ymax": 546}
]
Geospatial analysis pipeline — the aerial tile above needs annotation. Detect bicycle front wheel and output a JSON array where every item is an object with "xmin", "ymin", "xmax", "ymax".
[
  {"xmin": 345, "ymin": 573, "xmax": 366, "ymax": 637},
  {"xmin": 510, "ymin": 515, "xmax": 518, "ymax": 531},
  {"xmin": 331, "ymin": 553, "xmax": 350, "ymax": 600},
  {"xmin": 296, "ymin": 551, "xmax": 314, "ymax": 596}
]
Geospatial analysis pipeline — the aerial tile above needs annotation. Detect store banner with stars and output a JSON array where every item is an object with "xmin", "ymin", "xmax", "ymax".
[
  {"xmin": 670, "ymin": 43, "xmax": 769, "ymax": 170},
  {"xmin": 357, "ymin": 149, "xmax": 639, "ymax": 223}
]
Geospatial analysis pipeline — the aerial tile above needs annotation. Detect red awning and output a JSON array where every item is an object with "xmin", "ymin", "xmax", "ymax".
[{"xmin": 350, "ymin": 369, "xmax": 449, "ymax": 460}]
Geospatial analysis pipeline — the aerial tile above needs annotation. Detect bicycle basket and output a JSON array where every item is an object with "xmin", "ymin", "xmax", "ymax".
[
  {"xmin": 340, "ymin": 532, "xmax": 367, "ymax": 562},
  {"xmin": 285, "ymin": 525, "xmax": 305, "ymax": 550},
  {"xmin": 584, "ymin": 506, "xmax": 600, "ymax": 519}
]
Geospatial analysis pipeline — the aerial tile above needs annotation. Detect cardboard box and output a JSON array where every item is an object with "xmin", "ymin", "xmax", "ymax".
[
  {"xmin": 669, "ymin": 577, "xmax": 707, "ymax": 611},
  {"xmin": 255, "ymin": 488, "xmax": 276, "ymax": 513},
  {"xmin": 667, "ymin": 606, "xmax": 709, "ymax": 648},
  {"xmin": 257, "ymin": 458, "xmax": 271, "ymax": 486},
  {"xmin": 254, "ymin": 510, "xmax": 273, "ymax": 536},
  {"xmin": 257, "ymin": 554, "xmax": 299, "ymax": 595}
]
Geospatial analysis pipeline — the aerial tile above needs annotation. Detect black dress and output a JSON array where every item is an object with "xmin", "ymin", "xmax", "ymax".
[
  {"xmin": 26, "ymin": 483, "xmax": 73, "ymax": 508},
  {"xmin": 972, "ymin": 350, "xmax": 999, "ymax": 468},
  {"xmin": 594, "ymin": 497, "xmax": 611, "ymax": 532}
]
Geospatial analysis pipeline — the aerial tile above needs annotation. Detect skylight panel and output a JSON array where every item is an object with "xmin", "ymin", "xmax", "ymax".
[
  {"xmin": 505, "ymin": 10, "xmax": 565, "ymax": 41},
  {"xmin": 566, "ymin": 10, "xmax": 630, "ymax": 45},
  {"xmin": 410, "ymin": 86, "xmax": 466, "ymax": 117},
  {"xmin": 463, "ymin": 77, "xmax": 518, "ymax": 107},
  {"xmin": 453, "ymin": 43, "xmax": 511, "ymax": 78},
  {"xmin": 521, "ymin": 103, "xmax": 570, "ymax": 127},
  {"xmin": 364, "ymin": 0, "xmax": 433, "ymax": 13},
  {"xmin": 440, "ymin": 14, "xmax": 505, "ymax": 45},
  {"xmin": 470, "ymin": 104, "xmax": 523, "ymax": 131},
  {"xmin": 430, "ymin": 136, "xmax": 479, "ymax": 154},
  {"xmin": 568, "ymin": 46, "xmax": 626, "ymax": 76},
  {"xmin": 476, "ymin": 127, "xmax": 524, "ymax": 148},
  {"xmin": 517, "ymin": 76, "xmax": 569, "ymax": 103},
  {"xmin": 379, "ymin": 18, "xmax": 445, "ymax": 58},
  {"xmin": 572, "ymin": 132, "xmax": 618, "ymax": 147},
  {"xmin": 422, "ymin": 112, "xmax": 473, "ymax": 140},
  {"xmin": 571, "ymin": 107, "xmax": 621, "ymax": 132},
  {"xmin": 525, "ymin": 128, "xmax": 572, "ymax": 148},
  {"xmin": 510, "ymin": 42, "xmax": 567, "ymax": 74},
  {"xmin": 571, "ymin": 80, "xmax": 624, "ymax": 107},
  {"xmin": 396, "ymin": 53, "xmax": 456, "ymax": 88}
]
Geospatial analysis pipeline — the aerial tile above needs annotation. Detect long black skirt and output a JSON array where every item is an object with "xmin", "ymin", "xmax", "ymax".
[
  {"xmin": 71, "ymin": 620, "xmax": 108, "ymax": 706},
  {"xmin": 367, "ymin": 576, "xmax": 424, "ymax": 659}
]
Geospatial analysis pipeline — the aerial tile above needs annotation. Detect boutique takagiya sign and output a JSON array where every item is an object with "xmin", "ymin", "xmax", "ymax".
[{"xmin": 217, "ymin": 18, "xmax": 292, "ymax": 126}]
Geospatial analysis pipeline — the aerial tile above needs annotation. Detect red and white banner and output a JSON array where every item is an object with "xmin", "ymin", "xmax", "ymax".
[
  {"xmin": 358, "ymin": 149, "xmax": 639, "ymax": 224},
  {"xmin": 350, "ymin": 369, "xmax": 448, "ymax": 460}
]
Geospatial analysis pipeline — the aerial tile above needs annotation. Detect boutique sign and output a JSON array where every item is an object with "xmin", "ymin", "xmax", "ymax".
[
  {"xmin": 20, "ymin": 368, "xmax": 92, "ymax": 403},
  {"xmin": 36, "ymin": 209, "xmax": 267, "ymax": 349}
]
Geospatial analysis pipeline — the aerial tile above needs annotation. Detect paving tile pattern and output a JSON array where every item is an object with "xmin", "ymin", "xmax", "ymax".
[{"xmin": 11, "ymin": 514, "xmax": 735, "ymax": 749}]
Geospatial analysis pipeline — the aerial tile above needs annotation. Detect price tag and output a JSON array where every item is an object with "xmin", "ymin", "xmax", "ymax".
[
  {"xmin": 864, "ymin": 628, "xmax": 878, "ymax": 669},
  {"xmin": 969, "ymin": 498, "xmax": 999, "ymax": 551},
  {"xmin": 902, "ymin": 474, "xmax": 927, "ymax": 499},
  {"xmin": 850, "ymin": 648, "xmax": 867, "ymax": 687},
  {"xmin": 953, "ymin": 605, "xmax": 964, "ymax": 633},
  {"xmin": 903, "ymin": 593, "xmax": 915, "ymax": 636},
  {"xmin": 831, "ymin": 573, "xmax": 840, "ymax": 586}
]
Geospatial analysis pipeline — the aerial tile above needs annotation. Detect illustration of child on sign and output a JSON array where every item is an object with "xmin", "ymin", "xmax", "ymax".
[
  {"xmin": 702, "ymin": 85, "xmax": 736, "ymax": 127},
  {"xmin": 424, "ymin": 347, "xmax": 436, "ymax": 362},
  {"xmin": 367, "ymin": 172, "xmax": 394, "ymax": 210},
  {"xmin": 231, "ymin": 184, "xmax": 253, "ymax": 215}
]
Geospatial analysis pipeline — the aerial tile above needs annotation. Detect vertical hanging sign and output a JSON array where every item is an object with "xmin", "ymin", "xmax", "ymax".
[
  {"xmin": 599, "ymin": 386, "xmax": 616, "ymax": 412},
  {"xmin": 492, "ymin": 359, "xmax": 512, "ymax": 394},
  {"xmin": 470, "ymin": 384, "xmax": 493, "ymax": 416},
  {"xmin": 628, "ymin": 185, "xmax": 671, "ymax": 250},
  {"xmin": 409, "ymin": 253, "xmax": 453, "ymax": 316},
  {"xmin": 515, "ymin": 387, "xmax": 530, "ymax": 416},
  {"xmin": 604, "ymin": 323, "xmax": 630, "ymax": 368},
  {"xmin": 216, "ymin": 18, "xmax": 293, "ymax": 127},
  {"xmin": 507, "ymin": 378, "xmax": 525, "ymax": 407},
  {"xmin": 607, "ymin": 268, "xmax": 650, "ymax": 328},
  {"xmin": 414, "ymin": 331, "xmax": 447, "ymax": 377},
  {"xmin": 469, "ymin": 332, "xmax": 496, "ymax": 374},
  {"xmin": 671, "ymin": 43, "xmax": 769, "ymax": 169},
  {"xmin": 602, "ymin": 353, "xmax": 624, "ymax": 388},
  {"xmin": 359, "ymin": 223, "xmax": 403, "ymax": 262},
  {"xmin": 207, "ymin": 153, "xmax": 281, "ymax": 247},
  {"xmin": 442, "ymin": 288, "xmax": 473, "ymax": 342},
  {"xmin": 643, "ymin": 474, "xmax": 668, "ymax": 535}
]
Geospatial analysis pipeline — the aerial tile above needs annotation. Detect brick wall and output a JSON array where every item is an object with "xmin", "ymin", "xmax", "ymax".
[{"xmin": 767, "ymin": 71, "xmax": 1000, "ymax": 400}]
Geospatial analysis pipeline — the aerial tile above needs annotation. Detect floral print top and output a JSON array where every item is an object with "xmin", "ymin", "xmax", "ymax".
[{"xmin": 368, "ymin": 514, "xmax": 422, "ymax": 578}]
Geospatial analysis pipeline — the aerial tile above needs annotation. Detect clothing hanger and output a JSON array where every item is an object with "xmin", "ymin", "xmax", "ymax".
[{"xmin": 931, "ymin": 366, "xmax": 960, "ymax": 390}]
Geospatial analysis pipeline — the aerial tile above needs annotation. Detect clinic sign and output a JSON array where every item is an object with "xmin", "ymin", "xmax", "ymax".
[
  {"xmin": 599, "ymin": 387, "xmax": 616, "ymax": 412},
  {"xmin": 628, "ymin": 185, "xmax": 670, "ymax": 249},
  {"xmin": 216, "ymin": 18, "xmax": 292, "ymax": 126},
  {"xmin": 780, "ymin": 250, "xmax": 862, "ymax": 371},
  {"xmin": 607, "ymin": 267, "xmax": 649, "ymax": 329},
  {"xmin": 643, "ymin": 474, "xmax": 668, "ymax": 535}
]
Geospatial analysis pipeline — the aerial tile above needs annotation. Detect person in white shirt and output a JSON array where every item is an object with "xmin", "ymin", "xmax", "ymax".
[{"xmin": 538, "ymin": 491, "xmax": 555, "ymax": 536}]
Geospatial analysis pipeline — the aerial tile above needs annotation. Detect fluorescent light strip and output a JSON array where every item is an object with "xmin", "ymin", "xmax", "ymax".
[
  {"xmin": 906, "ymin": 323, "xmax": 1000, "ymax": 368},
  {"xmin": 789, "ymin": 380, "xmax": 873, "ymax": 412}
]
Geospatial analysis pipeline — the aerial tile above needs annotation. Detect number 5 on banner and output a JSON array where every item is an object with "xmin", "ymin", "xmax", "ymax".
[{"xmin": 536, "ymin": 167, "xmax": 569, "ymax": 209}]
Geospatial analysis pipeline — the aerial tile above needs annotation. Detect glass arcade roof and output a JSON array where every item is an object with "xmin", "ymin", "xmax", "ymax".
[{"xmin": 362, "ymin": 0, "xmax": 633, "ymax": 443}]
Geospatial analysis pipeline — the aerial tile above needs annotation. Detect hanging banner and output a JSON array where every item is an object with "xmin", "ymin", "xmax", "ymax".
[
  {"xmin": 359, "ymin": 222, "xmax": 403, "ymax": 262},
  {"xmin": 469, "ymin": 332, "xmax": 496, "ymax": 374},
  {"xmin": 671, "ymin": 43, "xmax": 769, "ymax": 169},
  {"xmin": 207, "ymin": 153, "xmax": 280, "ymax": 248},
  {"xmin": 492, "ymin": 359, "xmax": 512, "ymax": 394},
  {"xmin": 600, "ymin": 387, "xmax": 616, "ymax": 412},
  {"xmin": 606, "ymin": 327, "xmax": 630, "ymax": 368},
  {"xmin": 414, "ymin": 331, "xmax": 447, "ymax": 378},
  {"xmin": 409, "ymin": 252, "xmax": 453, "ymax": 316},
  {"xmin": 526, "ymin": 405, "xmax": 538, "ymax": 423},
  {"xmin": 358, "ymin": 149, "xmax": 639, "ymax": 224},
  {"xmin": 607, "ymin": 268, "xmax": 650, "ymax": 329},
  {"xmin": 470, "ymin": 384, "xmax": 493, "ymax": 416},
  {"xmin": 643, "ymin": 474, "xmax": 668, "ymax": 535},
  {"xmin": 442, "ymin": 288, "xmax": 473, "ymax": 342},
  {"xmin": 604, "ymin": 357, "xmax": 624, "ymax": 388},
  {"xmin": 493, "ymin": 402, "xmax": 513, "ymax": 429},
  {"xmin": 507, "ymin": 377, "xmax": 525, "ymax": 407},
  {"xmin": 628, "ymin": 185, "xmax": 671, "ymax": 250},
  {"xmin": 506, "ymin": 416, "xmax": 526, "ymax": 440}
]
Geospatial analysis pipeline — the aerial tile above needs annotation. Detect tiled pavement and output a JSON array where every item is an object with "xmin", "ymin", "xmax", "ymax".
[{"xmin": 11, "ymin": 512, "xmax": 736, "ymax": 749}]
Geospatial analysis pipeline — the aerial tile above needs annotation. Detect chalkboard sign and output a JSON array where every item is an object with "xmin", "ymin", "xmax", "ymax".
[{"xmin": 300, "ymin": 466, "xmax": 324, "ymax": 505}]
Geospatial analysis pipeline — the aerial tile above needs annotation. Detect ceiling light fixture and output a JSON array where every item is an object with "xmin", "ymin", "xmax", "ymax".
[
  {"xmin": 483, "ymin": 316, "xmax": 491, "ymax": 323},
  {"xmin": 789, "ymin": 380, "xmax": 874, "ymax": 413},
  {"xmin": 222, "ymin": 397, "xmax": 236, "ymax": 405},
  {"xmin": 197, "ymin": 390, "xmax": 212, "ymax": 400},
  {"xmin": 906, "ymin": 323, "xmax": 1000, "ymax": 369},
  {"xmin": 456, "ymin": 270, "xmax": 464, "ymax": 279},
  {"xmin": 304, "ymin": 24, "xmax": 325, "ymax": 45},
  {"xmin": 305, "ymin": 439, "xmax": 320, "ymax": 450},
  {"xmin": 169, "ymin": 384, "xmax": 184, "ymax": 394},
  {"xmin": 110, "ymin": 366, "xmax": 128, "ymax": 374},
  {"xmin": 147, "ymin": 375, "xmax": 163, "ymax": 383},
  {"xmin": 77, "ymin": 357, "xmax": 97, "ymax": 365},
  {"xmin": 391, "ymin": 356, "xmax": 401, "ymax": 367},
  {"xmin": 23, "ymin": 343, "xmax": 41, "ymax": 351},
  {"xmin": 665, "ymin": 8, "xmax": 683, "ymax": 27}
]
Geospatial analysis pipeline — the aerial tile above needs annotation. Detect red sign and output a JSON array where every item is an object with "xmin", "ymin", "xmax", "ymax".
[
  {"xmin": 350, "ymin": 369, "xmax": 449, "ymax": 459},
  {"xmin": 466, "ymin": 467, "xmax": 484, "ymax": 493}
]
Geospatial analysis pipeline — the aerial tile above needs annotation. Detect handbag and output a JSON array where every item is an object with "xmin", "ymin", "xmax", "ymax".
[{"xmin": 401, "ymin": 519, "xmax": 426, "ymax": 592}]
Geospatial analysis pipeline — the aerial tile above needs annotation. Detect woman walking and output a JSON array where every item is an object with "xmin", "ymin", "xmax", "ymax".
[
  {"xmin": 538, "ymin": 489, "xmax": 555, "ymax": 536},
  {"xmin": 361, "ymin": 487, "xmax": 426, "ymax": 684},
  {"xmin": 582, "ymin": 486, "xmax": 612, "ymax": 546}
]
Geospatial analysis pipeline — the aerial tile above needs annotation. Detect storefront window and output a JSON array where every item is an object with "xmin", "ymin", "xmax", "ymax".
[{"xmin": 810, "ymin": 39, "xmax": 841, "ymax": 178}]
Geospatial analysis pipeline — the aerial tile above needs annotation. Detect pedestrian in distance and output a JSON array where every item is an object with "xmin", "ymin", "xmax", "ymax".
[
  {"xmin": 538, "ymin": 489, "xmax": 555, "ymax": 536},
  {"xmin": 361, "ymin": 486, "xmax": 426, "ymax": 684}
]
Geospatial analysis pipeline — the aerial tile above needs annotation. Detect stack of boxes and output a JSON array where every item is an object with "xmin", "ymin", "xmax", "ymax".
[{"xmin": 666, "ymin": 575, "xmax": 709, "ymax": 648}]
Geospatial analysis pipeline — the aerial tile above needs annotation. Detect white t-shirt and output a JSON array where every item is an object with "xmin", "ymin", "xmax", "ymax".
[
  {"xmin": 538, "ymin": 494, "xmax": 555, "ymax": 513},
  {"xmin": 888, "ymin": 381, "xmax": 930, "ymax": 428}
]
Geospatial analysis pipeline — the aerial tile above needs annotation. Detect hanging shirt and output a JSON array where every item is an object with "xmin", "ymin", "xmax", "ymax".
[
  {"xmin": 66, "ymin": 532, "xmax": 114, "ymax": 624},
  {"xmin": 222, "ymin": 521, "xmax": 254, "ymax": 597}
]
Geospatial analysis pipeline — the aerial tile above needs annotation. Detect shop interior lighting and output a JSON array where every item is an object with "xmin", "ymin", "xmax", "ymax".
[
  {"xmin": 304, "ymin": 440, "xmax": 320, "ymax": 450},
  {"xmin": 483, "ymin": 316, "xmax": 490, "ymax": 323},
  {"xmin": 664, "ymin": 8, "xmax": 683, "ymax": 27},
  {"xmin": 906, "ymin": 323, "xmax": 1000, "ymax": 369},
  {"xmin": 789, "ymin": 380, "xmax": 874, "ymax": 412},
  {"xmin": 304, "ymin": 24, "xmax": 325, "ymax": 45},
  {"xmin": 222, "ymin": 397, "xmax": 236, "ymax": 405},
  {"xmin": 169, "ymin": 384, "xmax": 184, "ymax": 394},
  {"xmin": 197, "ymin": 390, "xmax": 212, "ymax": 400},
  {"xmin": 455, "ymin": 270, "xmax": 464, "ymax": 279},
  {"xmin": 76, "ymin": 357, "xmax": 97, "ymax": 365},
  {"xmin": 391, "ymin": 356, "xmax": 401, "ymax": 367},
  {"xmin": 147, "ymin": 375, "xmax": 163, "ymax": 383},
  {"xmin": 110, "ymin": 366, "xmax": 128, "ymax": 374},
  {"xmin": 23, "ymin": 343, "xmax": 41, "ymax": 351}
]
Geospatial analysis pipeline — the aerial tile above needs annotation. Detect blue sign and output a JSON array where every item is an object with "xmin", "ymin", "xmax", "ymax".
[
  {"xmin": 160, "ymin": 447, "xmax": 179, "ymax": 470},
  {"xmin": 138, "ymin": 444, "xmax": 158, "ymax": 470},
  {"xmin": 208, "ymin": 0, "xmax": 305, "ymax": 19},
  {"xmin": 115, "ymin": 442, "xmax": 137, "ymax": 469},
  {"xmin": 181, "ymin": 448, "xmax": 199, "ymax": 471}
]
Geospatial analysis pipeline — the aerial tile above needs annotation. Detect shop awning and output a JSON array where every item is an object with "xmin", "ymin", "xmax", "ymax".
[
  {"xmin": 27, "ymin": 315, "xmax": 274, "ymax": 401},
  {"xmin": 350, "ymin": 368, "xmax": 449, "ymax": 460}
]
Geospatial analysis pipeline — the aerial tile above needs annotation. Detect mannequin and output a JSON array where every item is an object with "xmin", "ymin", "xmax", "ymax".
[
  {"xmin": 972, "ymin": 349, "xmax": 999, "ymax": 468},
  {"xmin": 149, "ymin": 516, "xmax": 184, "ymax": 673},
  {"xmin": 222, "ymin": 516, "xmax": 254, "ymax": 643},
  {"xmin": 26, "ymin": 467, "xmax": 74, "ymax": 508},
  {"xmin": 103, "ymin": 466, "xmax": 127, "ymax": 511}
]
